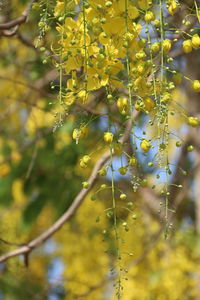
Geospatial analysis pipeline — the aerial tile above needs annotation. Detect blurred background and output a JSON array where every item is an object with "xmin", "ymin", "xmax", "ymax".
[{"xmin": 0, "ymin": 0, "xmax": 200, "ymax": 299}]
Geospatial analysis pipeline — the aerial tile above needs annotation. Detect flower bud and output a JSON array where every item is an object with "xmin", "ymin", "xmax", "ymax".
[
  {"xmin": 80, "ymin": 160, "xmax": 87, "ymax": 168},
  {"xmin": 187, "ymin": 117, "xmax": 199, "ymax": 127},
  {"xmin": 120, "ymin": 193, "xmax": 127, "ymax": 200},
  {"xmin": 187, "ymin": 145, "xmax": 194, "ymax": 152},
  {"xmin": 101, "ymin": 184, "xmax": 107, "ymax": 189},
  {"xmin": 176, "ymin": 141, "xmax": 182, "ymax": 147},
  {"xmin": 72, "ymin": 128, "xmax": 81, "ymax": 141},
  {"xmin": 154, "ymin": 19, "xmax": 160, "ymax": 27},
  {"xmin": 82, "ymin": 181, "xmax": 89, "ymax": 188},
  {"xmin": 104, "ymin": 132, "xmax": 113, "ymax": 143},
  {"xmin": 117, "ymin": 97, "xmax": 129, "ymax": 114},
  {"xmin": 162, "ymin": 39, "xmax": 172, "ymax": 53},
  {"xmin": 191, "ymin": 34, "xmax": 200, "ymax": 49},
  {"xmin": 151, "ymin": 42, "xmax": 160, "ymax": 53},
  {"xmin": 144, "ymin": 11, "xmax": 155, "ymax": 22},
  {"xmin": 161, "ymin": 92, "xmax": 172, "ymax": 103},
  {"xmin": 105, "ymin": 1, "xmax": 112, "ymax": 7},
  {"xmin": 118, "ymin": 166, "xmax": 127, "ymax": 175},
  {"xmin": 129, "ymin": 156, "xmax": 137, "ymax": 166},
  {"xmin": 99, "ymin": 168, "xmax": 107, "ymax": 176},
  {"xmin": 82, "ymin": 155, "xmax": 91, "ymax": 164},
  {"xmin": 140, "ymin": 139, "xmax": 151, "ymax": 152},
  {"xmin": 182, "ymin": 39, "xmax": 192, "ymax": 53},
  {"xmin": 192, "ymin": 80, "xmax": 200, "ymax": 92}
]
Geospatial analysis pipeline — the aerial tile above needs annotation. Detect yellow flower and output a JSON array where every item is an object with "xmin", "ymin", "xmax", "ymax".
[
  {"xmin": 99, "ymin": 168, "xmax": 107, "ymax": 176},
  {"xmin": 54, "ymin": 1, "xmax": 64, "ymax": 17},
  {"xmin": 191, "ymin": 34, "xmax": 200, "ymax": 49},
  {"xmin": 187, "ymin": 117, "xmax": 199, "ymax": 127},
  {"xmin": 65, "ymin": 93, "xmax": 75, "ymax": 106},
  {"xmin": 98, "ymin": 32, "xmax": 110, "ymax": 45},
  {"xmin": 154, "ymin": 19, "xmax": 160, "ymax": 27},
  {"xmin": 128, "ymin": 6, "xmax": 139, "ymax": 19},
  {"xmin": 80, "ymin": 160, "xmax": 87, "ymax": 168},
  {"xmin": 151, "ymin": 42, "xmax": 160, "ymax": 53},
  {"xmin": 72, "ymin": 129, "xmax": 82, "ymax": 141},
  {"xmin": 104, "ymin": 132, "xmax": 113, "ymax": 143},
  {"xmin": 192, "ymin": 80, "xmax": 200, "ymax": 92},
  {"xmin": 182, "ymin": 40, "xmax": 192, "ymax": 53},
  {"xmin": 168, "ymin": 0, "xmax": 178, "ymax": 15},
  {"xmin": 117, "ymin": 97, "xmax": 129, "ymax": 114},
  {"xmin": 143, "ymin": 97, "xmax": 155, "ymax": 112},
  {"xmin": 120, "ymin": 193, "xmax": 127, "ymax": 200},
  {"xmin": 137, "ymin": 0, "xmax": 151, "ymax": 10},
  {"xmin": 76, "ymin": 90, "xmax": 89, "ymax": 104},
  {"xmin": 137, "ymin": 63, "xmax": 147, "ymax": 74},
  {"xmin": 105, "ymin": 1, "xmax": 112, "ymax": 8},
  {"xmin": 67, "ymin": 76, "xmax": 77, "ymax": 91},
  {"xmin": 82, "ymin": 181, "xmax": 89, "ymax": 188},
  {"xmin": 134, "ymin": 102, "xmax": 141, "ymax": 111},
  {"xmin": 140, "ymin": 139, "xmax": 151, "ymax": 152},
  {"xmin": 129, "ymin": 156, "xmax": 137, "ymax": 166},
  {"xmin": 144, "ymin": 11, "xmax": 155, "ymax": 23},
  {"xmin": 118, "ymin": 166, "xmax": 127, "ymax": 175},
  {"xmin": 72, "ymin": 126, "xmax": 88, "ymax": 143},
  {"xmin": 109, "ymin": 1, "xmax": 139, "ymax": 20},
  {"xmin": 102, "ymin": 17, "xmax": 124, "ymax": 35},
  {"xmin": 162, "ymin": 39, "xmax": 172, "ymax": 53},
  {"xmin": 65, "ymin": 55, "xmax": 83, "ymax": 73},
  {"xmin": 135, "ymin": 50, "xmax": 146, "ymax": 60},
  {"xmin": 82, "ymin": 155, "xmax": 91, "ymax": 164},
  {"xmin": 161, "ymin": 92, "xmax": 172, "ymax": 103}
]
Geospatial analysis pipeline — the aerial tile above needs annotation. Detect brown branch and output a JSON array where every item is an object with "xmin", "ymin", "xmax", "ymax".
[
  {"xmin": 0, "ymin": 111, "xmax": 139, "ymax": 264},
  {"xmin": 0, "ymin": 0, "xmax": 35, "ymax": 32},
  {"xmin": 1, "ymin": 26, "xmax": 19, "ymax": 37}
]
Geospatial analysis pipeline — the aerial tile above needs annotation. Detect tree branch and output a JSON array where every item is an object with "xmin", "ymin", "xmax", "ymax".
[
  {"xmin": 0, "ymin": 111, "xmax": 139, "ymax": 264},
  {"xmin": 0, "ymin": 0, "xmax": 35, "ymax": 32}
]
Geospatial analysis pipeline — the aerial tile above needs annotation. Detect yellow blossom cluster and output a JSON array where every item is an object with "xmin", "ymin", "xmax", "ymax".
[{"xmin": 54, "ymin": 0, "xmax": 156, "ymax": 108}]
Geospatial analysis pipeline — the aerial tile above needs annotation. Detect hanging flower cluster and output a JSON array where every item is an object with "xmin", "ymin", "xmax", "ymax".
[
  {"xmin": 55, "ymin": 0, "xmax": 143, "ymax": 105},
  {"xmin": 53, "ymin": 0, "xmax": 200, "ymax": 133},
  {"xmin": 37, "ymin": 0, "xmax": 200, "ymax": 296}
]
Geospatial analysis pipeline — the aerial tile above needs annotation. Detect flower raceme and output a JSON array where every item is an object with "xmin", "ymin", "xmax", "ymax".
[
  {"xmin": 53, "ymin": 0, "xmax": 200, "ymax": 155},
  {"xmin": 35, "ymin": 0, "xmax": 200, "ymax": 297}
]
